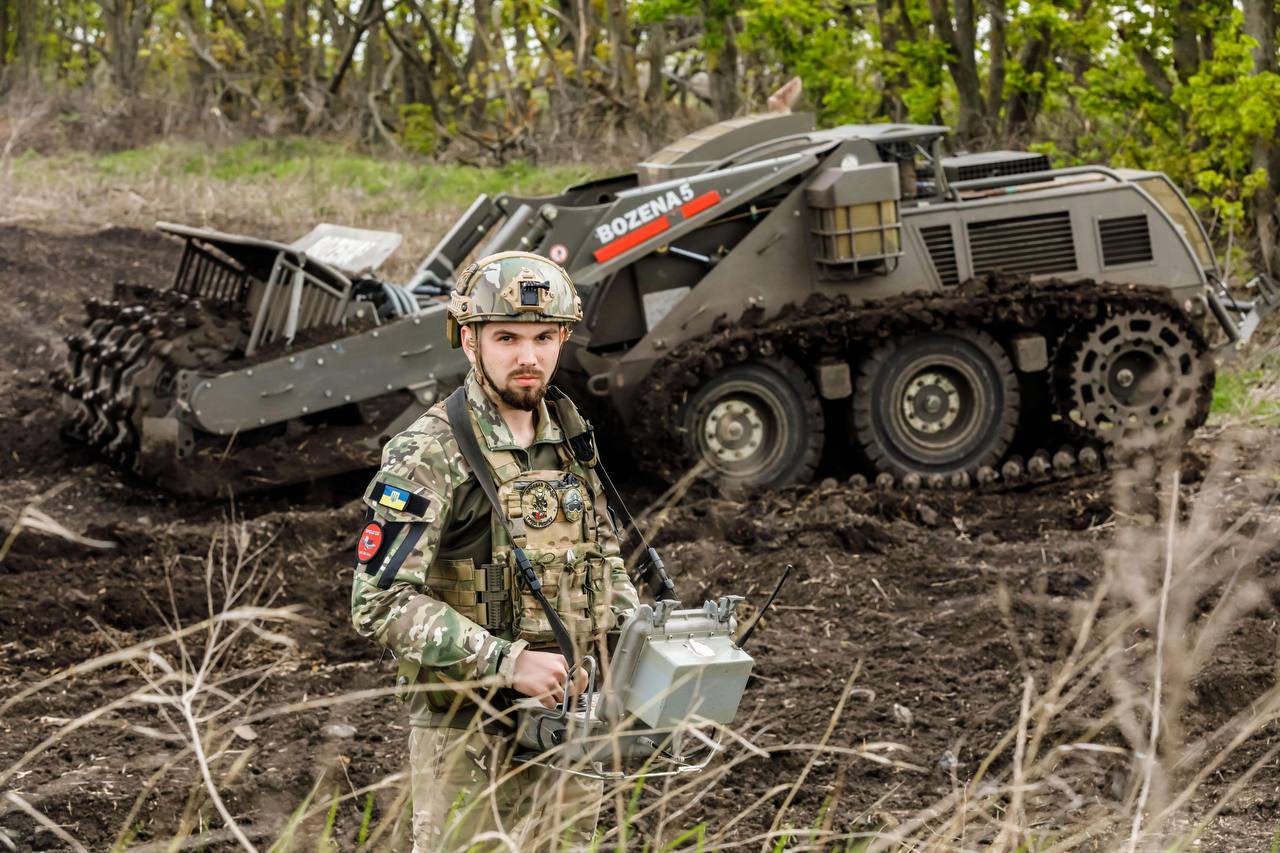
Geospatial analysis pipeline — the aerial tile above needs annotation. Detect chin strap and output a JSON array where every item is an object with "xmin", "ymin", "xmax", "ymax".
[{"xmin": 446, "ymin": 388, "xmax": 578, "ymax": 669}]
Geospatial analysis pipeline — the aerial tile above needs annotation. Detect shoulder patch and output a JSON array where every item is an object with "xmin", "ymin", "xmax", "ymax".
[
  {"xmin": 376, "ymin": 481, "xmax": 431, "ymax": 515},
  {"xmin": 356, "ymin": 522, "xmax": 383, "ymax": 562}
]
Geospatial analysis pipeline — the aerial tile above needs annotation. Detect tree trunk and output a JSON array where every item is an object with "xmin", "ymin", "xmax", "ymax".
[
  {"xmin": 643, "ymin": 20, "xmax": 667, "ymax": 129},
  {"xmin": 703, "ymin": 0, "xmax": 741, "ymax": 119},
  {"xmin": 1003, "ymin": 26, "xmax": 1049, "ymax": 143},
  {"xmin": 985, "ymin": 0, "xmax": 1005, "ymax": 120},
  {"xmin": 926, "ymin": 0, "xmax": 984, "ymax": 143},
  {"xmin": 281, "ymin": 0, "xmax": 302, "ymax": 121},
  {"xmin": 876, "ymin": 0, "xmax": 908, "ymax": 120},
  {"xmin": 1170, "ymin": 0, "xmax": 1201, "ymax": 84},
  {"xmin": 604, "ymin": 0, "xmax": 637, "ymax": 100},
  {"xmin": 0, "ymin": 0, "xmax": 9, "ymax": 73},
  {"xmin": 15, "ymin": 0, "xmax": 39, "ymax": 86},
  {"xmin": 329, "ymin": 0, "xmax": 380, "ymax": 97},
  {"xmin": 1243, "ymin": 0, "xmax": 1280, "ymax": 275}
]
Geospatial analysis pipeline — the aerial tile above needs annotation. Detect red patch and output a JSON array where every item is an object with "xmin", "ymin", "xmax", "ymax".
[
  {"xmin": 357, "ymin": 522, "xmax": 383, "ymax": 563},
  {"xmin": 679, "ymin": 190, "xmax": 721, "ymax": 219},
  {"xmin": 592, "ymin": 216, "xmax": 671, "ymax": 263}
]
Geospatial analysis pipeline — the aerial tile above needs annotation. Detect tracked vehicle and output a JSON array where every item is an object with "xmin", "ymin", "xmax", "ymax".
[{"xmin": 54, "ymin": 112, "xmax": 1276, "ymax": 494}]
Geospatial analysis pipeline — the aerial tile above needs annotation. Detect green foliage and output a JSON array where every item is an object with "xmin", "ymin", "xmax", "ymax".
[
  {"xmin": 741, "ymin": 0, "xmax": 881, "ymax": 123},
  {"xmin": 1210, "ymin": 360, "xmax": 1280, "ymax": 424},
  {"xmin": 356, "ymin": 792, "xmax": 374, "ymax": 846},
  {"xmin": 1175, "ymin": 19, "xmax": 1280, "ymax": 222},
  {"xmin": 612, "ymin": 774, "xmax": 647, "ymax": 851},
  {"xmin": 659, "ymin": 823, "xmax": 707, "ymax": 851},
  {"xmin": 11, "ymin": 0, "xmax": 1280, "ymax": 271}
]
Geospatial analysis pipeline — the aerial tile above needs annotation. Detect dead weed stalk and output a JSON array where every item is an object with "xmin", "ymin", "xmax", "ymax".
[{"xmin": 868, "ymin": 437, "xmax": 1279, "ymax": 852}]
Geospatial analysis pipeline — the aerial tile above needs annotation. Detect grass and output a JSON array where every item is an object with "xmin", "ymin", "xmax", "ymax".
[
  {"xmin": 1211, "ymin": 358, "xmax": 1280, "ymax": 425},
  {"xmin": 1, "ymin": 138, "xmax": 608, "ymax": 279},
  {"xmin": 80, "ymin": 138, "xmax": 601, "ymax": 205}
]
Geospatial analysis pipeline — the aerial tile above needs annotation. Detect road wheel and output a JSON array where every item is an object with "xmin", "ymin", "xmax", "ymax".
[
  {"xmin": 1054, "ymin": 307, "xmax": 1211, "ymax": 451},
  {"xmin": 854, "ymin": 328, "xmax": 1019, "ymax": 477},
  {"xmin": 683, "ymin": 359, "xmax": 824, "ymax": 488}
]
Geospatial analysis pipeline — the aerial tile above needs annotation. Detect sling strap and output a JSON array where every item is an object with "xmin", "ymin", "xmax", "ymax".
[
  {"xmin": 544, "ymin": 385, "xmax": 677, "ymax": 602},
  {"xmin": 445, "ymin": 388, "xmax": 578, "ymax": 669}
]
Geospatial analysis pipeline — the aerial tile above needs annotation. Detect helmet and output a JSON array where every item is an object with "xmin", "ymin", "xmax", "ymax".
[{"xmin": 447, "ymin": 251, "xmax": 583, "ymax": 348}]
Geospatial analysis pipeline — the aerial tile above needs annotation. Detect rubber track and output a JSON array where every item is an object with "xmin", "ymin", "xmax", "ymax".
[{"xmin": 629, "ymin": 275, "xmax": 1215, "ymax": 492}]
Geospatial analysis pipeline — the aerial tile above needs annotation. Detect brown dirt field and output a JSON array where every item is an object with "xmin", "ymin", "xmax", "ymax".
[{"xmin": 1, "ymin": 224, "xmax": 1278, "ymax": 851}]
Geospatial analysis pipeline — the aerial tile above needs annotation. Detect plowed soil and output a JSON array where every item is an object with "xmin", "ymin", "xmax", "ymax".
[{"xmin": 1, "ymin": 224, "xmax": 1278, "ymax": 851}]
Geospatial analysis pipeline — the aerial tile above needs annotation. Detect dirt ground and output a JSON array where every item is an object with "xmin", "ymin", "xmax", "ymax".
[{"xmin": 1, "ymin": 224, "xmax": 1278, "ymax": 851}]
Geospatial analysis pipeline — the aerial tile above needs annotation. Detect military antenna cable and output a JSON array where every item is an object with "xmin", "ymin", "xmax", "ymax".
[{"xmin": 593, "ymin": 462, "xmax": 677, "ymax": 602}]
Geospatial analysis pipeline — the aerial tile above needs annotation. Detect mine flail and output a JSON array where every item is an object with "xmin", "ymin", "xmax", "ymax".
[{"xmin": 51, "ymin": 111, "xmax": 1274, "ymax": 497}]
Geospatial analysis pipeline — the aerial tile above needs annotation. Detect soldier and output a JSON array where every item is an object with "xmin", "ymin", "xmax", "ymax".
[{"xmin": 351, "ymin": 251, "xmax": 640, "ymax": 852}]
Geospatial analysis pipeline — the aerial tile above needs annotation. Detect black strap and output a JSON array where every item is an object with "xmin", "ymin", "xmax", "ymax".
[
  {"xmin": 445, "ymin": 388, "xmax": 577, "ymax": 668},
  {"xmin": 545, "ymin": 385, "xmax": 597, "ymax": 466},
  {"xmin": 544, "ymin": 386, "xmax": 676, "ymax": 601},
  {"xmin": 376, "ymin": 522, "xmax": 427, "ymax": 589}
]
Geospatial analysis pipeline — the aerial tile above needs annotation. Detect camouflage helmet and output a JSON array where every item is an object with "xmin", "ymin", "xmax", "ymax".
[{"xmin": 447, "ymin": 251, "xmax": 583, "ymax": 348}]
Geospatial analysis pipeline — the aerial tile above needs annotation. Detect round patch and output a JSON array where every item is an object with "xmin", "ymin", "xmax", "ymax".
[
  {"xmin": 357, "ymin": 522, "xmax": 383, "ymax": 563},
  {"xmin": 548, "ymin": 243, "xmax": 569, "ymax": 264},
  {"xmin": 562, "ymin": 487, "xmax": 585, "ymax": 523},
  {"xmin": 522, "ymin": 481, "xmax": 559, "ymax": 529}
]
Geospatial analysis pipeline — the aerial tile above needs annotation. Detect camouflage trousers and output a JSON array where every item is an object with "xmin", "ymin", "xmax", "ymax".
[{"xmin": 408, "ymin": 725, "xmax": 603, "ymax": 852}]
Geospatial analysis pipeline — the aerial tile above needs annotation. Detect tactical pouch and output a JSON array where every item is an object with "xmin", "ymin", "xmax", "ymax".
[
  {"xmin": 576, "ymin": 551, "xmax": 613, "ymax": 636},
  {"xmin": 513, "ymin": 548, "xmax": 598, "ymax": 647},
  {"xmin": 425, "ymin": 558, "xmax": 514, "ymax": 631}
]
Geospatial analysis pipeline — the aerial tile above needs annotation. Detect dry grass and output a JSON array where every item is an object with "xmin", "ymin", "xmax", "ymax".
[
  {"xmin": 1, "ymin": 435, "xmax": 1277, "ymax": 851},
  {"xmin": 0, "ymin": 138, "xmax": 609, "ymax": 282}
]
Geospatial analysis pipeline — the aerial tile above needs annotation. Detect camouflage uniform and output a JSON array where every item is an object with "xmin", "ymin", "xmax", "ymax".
[{"xmin": 351, "ymin": 252, "xmax": 639, "ymax": 851}]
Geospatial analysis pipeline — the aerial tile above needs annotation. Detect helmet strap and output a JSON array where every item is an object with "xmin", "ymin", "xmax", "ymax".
[{"xmin": 470, "ymin": 332, "xmax": 500, "ymax": 399}]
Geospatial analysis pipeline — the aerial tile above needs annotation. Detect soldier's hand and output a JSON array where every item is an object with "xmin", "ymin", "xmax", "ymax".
[{"xmin": 511, "ymin": 650, "xmax": 587, "ymax": 709}]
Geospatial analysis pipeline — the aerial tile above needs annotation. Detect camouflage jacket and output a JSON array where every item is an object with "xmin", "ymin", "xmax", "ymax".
[{"xmin": 350, "ymin": 371, "xmax": 640, "ymax": 725}]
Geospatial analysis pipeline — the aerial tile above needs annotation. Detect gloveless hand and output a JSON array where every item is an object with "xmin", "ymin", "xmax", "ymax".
[{"xmin": 511, "ymin": 649, "xmax": 589, "ymax": 709}]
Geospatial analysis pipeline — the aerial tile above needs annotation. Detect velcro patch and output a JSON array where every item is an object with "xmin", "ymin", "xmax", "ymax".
[
  {"xmin": 376, "ymin": 482, "xmax": 431, "ymax": 516},
  {"xmin": 356, "ymin": 522, "xmax": 383, "ymax": 563}
]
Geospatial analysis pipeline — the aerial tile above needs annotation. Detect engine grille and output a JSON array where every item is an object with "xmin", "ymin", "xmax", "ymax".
[
  {"xmin": 967, "ymin": 211, "xmax": 1077, "ymax": 277},
  {"xmin": 1098, "ymin": 215, "xmax": 1154, "ymax": 267},
  {"xmin": 920, "ymin": 225, "xmax": 960, "ymax": 286},
  {"xmin": 943, "ymin": 152, "xmax": 1052, "ymax": 183}
]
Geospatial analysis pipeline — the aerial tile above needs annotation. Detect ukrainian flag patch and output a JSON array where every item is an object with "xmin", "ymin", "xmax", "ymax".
[{"xmin": 379, "ymin": 485, "xmax": 409, "ymax": 510}]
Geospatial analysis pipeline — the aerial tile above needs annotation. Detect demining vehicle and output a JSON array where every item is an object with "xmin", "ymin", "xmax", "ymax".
[{"xmin": 54, "ymin": 112, "xmax": 1277, "ymax": 495}]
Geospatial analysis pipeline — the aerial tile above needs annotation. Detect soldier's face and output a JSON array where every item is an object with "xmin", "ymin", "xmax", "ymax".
[{"xmin": 463, "ymin": 322, "xmax": 567, "ymax": 411}]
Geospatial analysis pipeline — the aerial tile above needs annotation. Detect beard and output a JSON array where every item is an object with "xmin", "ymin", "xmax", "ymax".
[{"xmin": 495, "ymin": 370, "xmax": 548, "ymax": 411}]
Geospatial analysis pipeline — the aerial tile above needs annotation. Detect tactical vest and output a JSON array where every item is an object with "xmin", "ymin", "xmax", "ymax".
[{"xmin": 400, "ymin": 394, "xmax": 614, "ymax": 719}]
